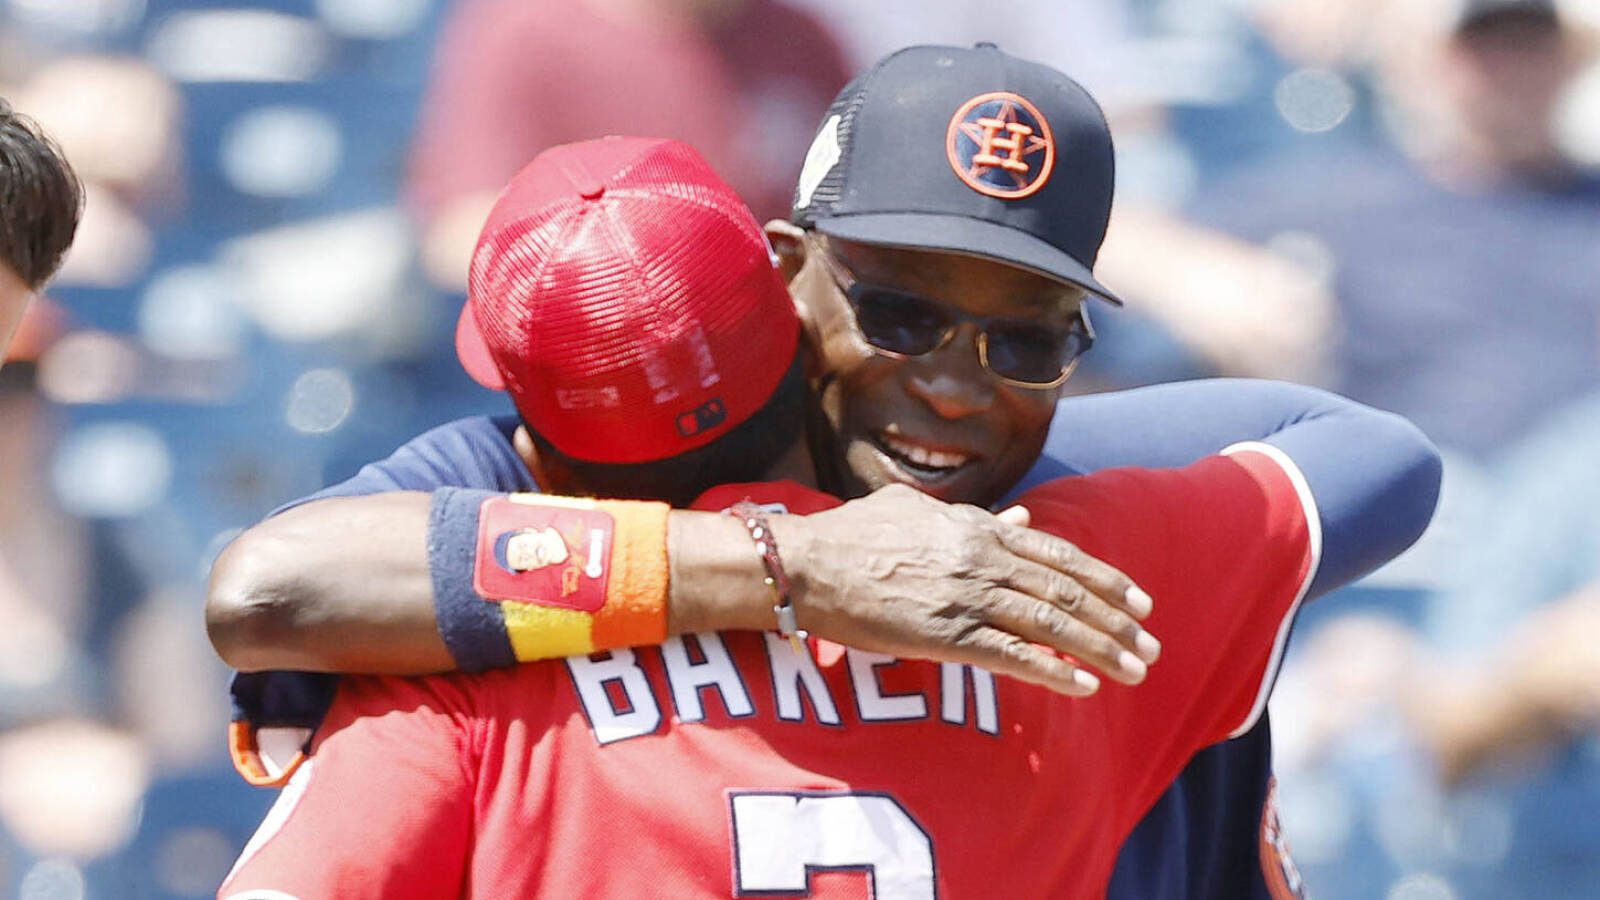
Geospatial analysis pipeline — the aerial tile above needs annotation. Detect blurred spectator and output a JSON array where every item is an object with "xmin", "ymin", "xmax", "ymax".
[
  {"xmin": 1412, "ymin": 386, "xmax": 1600, "ymax": 780},
  {"xmin": 408, "ymin": 0, "xmax": 850, "ymax": 290},
  {"xmin": 1090, "ymin": 3, "xmax": 1600, "ymax": 897},
  {"xmin": 0, "ymin": 96, "xmax": 81, "ymax": 361},
  {"xmin": 0, "ymin": 357, "xmax": 93, "ymax": 726},
  {"xmin": 788, "ymin": 0, "xmax": 1136, "ymax": 100},
  {"xmin": 1273, "ymin": 385, "xmax": 1600, "ymax": 899},
  {"xmin": 1184, "ymin": 0, "xmax": 1600, "ymax": 459}
]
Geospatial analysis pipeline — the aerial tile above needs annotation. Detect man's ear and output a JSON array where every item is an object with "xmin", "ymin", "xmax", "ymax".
[
  {"xmin": 765, "ymin": 220, "xmax": 827, "ymax": 377},
  {"xmin": 764, "ymin": 219, "xmax": 808, "ymax": 283}
]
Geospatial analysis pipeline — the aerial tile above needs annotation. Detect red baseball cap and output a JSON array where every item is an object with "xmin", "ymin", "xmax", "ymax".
[{"xmin": 456, "ymin": 136, "xmax": 800, "ymax": 464}]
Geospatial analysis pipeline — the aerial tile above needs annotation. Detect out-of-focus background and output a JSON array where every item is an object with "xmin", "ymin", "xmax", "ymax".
[{"xmin": 1, "ymin": 0, "xmax": 1598, "ymax": 897}]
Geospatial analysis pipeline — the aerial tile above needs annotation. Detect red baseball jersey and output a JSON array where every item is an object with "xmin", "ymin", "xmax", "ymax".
[{"xmin": 219, "ymin": 445, "xmax": 1317, "ymax": 900}]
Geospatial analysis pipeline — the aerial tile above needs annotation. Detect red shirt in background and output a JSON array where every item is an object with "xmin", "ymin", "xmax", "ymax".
[{"xmin": 407, "ymin": 0, "xmax": 851, "ymax": 225}]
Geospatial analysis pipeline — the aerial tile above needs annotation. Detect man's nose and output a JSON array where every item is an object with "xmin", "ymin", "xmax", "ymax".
[{"xmin": 904, "ymin": 323, "xmax": 996, "ymax": 419}]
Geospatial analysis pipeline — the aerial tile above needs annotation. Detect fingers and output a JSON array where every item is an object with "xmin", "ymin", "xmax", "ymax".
[
  {"xmin": 992, "ymin": 519, "xmax": 1154, "ymax": 621},
  {"xmin": 979, "ymin": 587, "xmax": 1153, "ymax": 685},
  {"xmin": 939, "ymin": 627, "xmax": 1103, "ymax": 698},
  {"xmin": 994, "ymin": 505, "xmax": 1030, "ymax": 527},
  {"xmin": 1003, "ymin": 558, "xmax": 1161, "ymax": 666}
]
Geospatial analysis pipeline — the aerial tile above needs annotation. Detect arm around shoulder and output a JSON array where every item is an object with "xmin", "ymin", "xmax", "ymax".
[
  {"xmin": 1268, "ymin": 403, "xmax": 1442, "ymax": 596},
  {"xmin": 206, "ymin": 492, "xmax": 453, "ymax": 674}
]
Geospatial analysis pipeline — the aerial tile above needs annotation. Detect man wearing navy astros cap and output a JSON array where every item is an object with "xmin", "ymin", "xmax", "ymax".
[{"xmin": 773, "ymin": 43, "xmax": 1317, "ymax": 900}]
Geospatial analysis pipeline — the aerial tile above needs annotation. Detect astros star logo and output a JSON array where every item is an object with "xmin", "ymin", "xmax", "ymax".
[{"xmin": 945, "ymin": 91, "xmax": 1056, "ymax": 199}]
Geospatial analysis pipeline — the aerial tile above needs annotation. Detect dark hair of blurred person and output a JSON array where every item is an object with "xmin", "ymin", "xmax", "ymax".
[
  {"xmin": 1440, "ymin": 0, "xmax": 1583, "ymax": 182},
  {"xmin": 0, "ymin": 97, "xmax": 83, "ymax": 362}
]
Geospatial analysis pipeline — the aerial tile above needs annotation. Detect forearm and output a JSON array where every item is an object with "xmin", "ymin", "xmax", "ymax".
[
  {"xmin": 206, "ymin": 490, "xmax": 780, "ymax": 674},
  {"xmin": 665, "ymin": 511, "xmax": 796, "ymax": 636},
  {"xmin": 206, "ymin": 493, "xmax": 453, "ymax": 674},
  {"xmin": 209, "ymin": 484, "xmax": 1152, "ymax": 696},
  {"xmin": 1411, "ymin": 667, "xmax": 1557, "ymax": 786}
]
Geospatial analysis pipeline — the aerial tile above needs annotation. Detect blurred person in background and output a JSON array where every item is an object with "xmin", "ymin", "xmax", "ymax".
[
  {"xmin": 0, "ymin": 93, "xmax": 151, "ymax": 895},
  {"xmin": 1156, "ymin": 2, "xmax": 1600, "ymax": 897},
  {"xmin": 407, "ymin": 0, "xmax": 850, "ymax": 290},
  {"xmin": 1184, "ymin": 0, "xmax": 1599, "ymax": 459},
  {"xmin": 1268, "ymin": 389, "xmax": 1600, "ymax": 898},
  {"xmin": 0, "ymin": 97, "xmax": 80, "ymax": 362},
  {"xmin": 1394, "ymin": 383, "xmax": 1600, "ymax": 898},
  {"xmin": 0, "ymin": 94, "xmax": 86, "ymax": 717}
]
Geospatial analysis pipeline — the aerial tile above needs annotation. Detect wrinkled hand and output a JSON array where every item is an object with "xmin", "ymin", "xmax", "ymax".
[{"xmin": 777, "ymin": 484, "xmax": 1160, "ymax": 697}]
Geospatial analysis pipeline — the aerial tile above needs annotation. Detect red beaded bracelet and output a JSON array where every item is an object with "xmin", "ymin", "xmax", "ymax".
[{"xmin": 728, "ymin": 501, "xmax": 808, "ymax": 654}]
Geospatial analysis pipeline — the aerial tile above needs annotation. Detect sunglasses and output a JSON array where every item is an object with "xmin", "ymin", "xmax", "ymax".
[{"xmin": 811, "ymin": 235, "xmax": 1094, "ymax": 389}]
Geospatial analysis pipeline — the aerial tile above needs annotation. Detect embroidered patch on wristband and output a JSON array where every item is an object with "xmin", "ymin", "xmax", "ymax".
[{"xmin": 474, "ymin": 494, "xmax": 614, "ymax": 613}]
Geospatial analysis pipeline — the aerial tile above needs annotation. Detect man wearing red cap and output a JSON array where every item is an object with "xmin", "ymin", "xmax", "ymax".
[{"xmin": 216, "ymin": 133, "xmax": 1432, "ymax": 899}]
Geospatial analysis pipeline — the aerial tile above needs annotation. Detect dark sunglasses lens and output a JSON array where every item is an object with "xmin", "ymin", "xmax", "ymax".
[
  {"xmin": 986, "ymin": 321, "xmax": 1085, "ymax": 384},
  {"xmin": 852, "ymin": 290, "xmax": 951, "ymax": 356}
]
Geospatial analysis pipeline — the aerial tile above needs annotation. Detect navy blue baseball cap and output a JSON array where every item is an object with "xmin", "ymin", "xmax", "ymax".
[{"xmin": 792, "ymin": 42, "xmax": 1122, "ymax": 305}]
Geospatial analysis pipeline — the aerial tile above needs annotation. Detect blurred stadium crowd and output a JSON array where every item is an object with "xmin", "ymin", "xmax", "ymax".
[{"xmin": 0, "ymin": 0, "xmax": 1597, "ymax": 897}]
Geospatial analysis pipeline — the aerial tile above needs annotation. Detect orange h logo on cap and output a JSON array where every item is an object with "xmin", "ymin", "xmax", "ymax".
[{"xmin": 946, "ymin": 91, "xmax": 1056, "ymax": 199}]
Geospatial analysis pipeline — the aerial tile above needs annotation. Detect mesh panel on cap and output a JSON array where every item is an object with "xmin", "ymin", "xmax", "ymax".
[
  {"xmin": 791, "ymin": 66, "xmax": 876, "ymax": 224},
  {"xmin": 467, "ymin": 139, "xmax": 798, "ymax": 464}
]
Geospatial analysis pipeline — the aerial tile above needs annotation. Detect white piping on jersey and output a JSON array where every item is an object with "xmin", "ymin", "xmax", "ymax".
[
  {"xmin": 222, "ymin": 758, "xmax": 315, "ymax": 891},
  {"xmin": 1219, "ymin": 441, "xmax": 1323, "ymax": 739}
]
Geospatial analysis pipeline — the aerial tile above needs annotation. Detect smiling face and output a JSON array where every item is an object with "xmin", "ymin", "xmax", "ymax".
[{"xmin": 773, "ymin": 225, "xmax": 1088, "ymax": 508}]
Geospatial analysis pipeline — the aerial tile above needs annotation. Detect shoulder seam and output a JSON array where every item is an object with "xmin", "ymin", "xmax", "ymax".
[{"xmin": 1219, "ymin": 442, "xmax": 1322, "ymax": 738}]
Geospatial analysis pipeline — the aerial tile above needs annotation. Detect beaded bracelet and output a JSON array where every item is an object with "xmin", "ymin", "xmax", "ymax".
[{"xmin": 728, "ymin": 500, "xmax": 808, "ymax": 654}]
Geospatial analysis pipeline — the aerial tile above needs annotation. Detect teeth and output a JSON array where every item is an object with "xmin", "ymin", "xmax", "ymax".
[{"xmin": 881, "ymin": 434, "xmax": 971, "ymax": 470}]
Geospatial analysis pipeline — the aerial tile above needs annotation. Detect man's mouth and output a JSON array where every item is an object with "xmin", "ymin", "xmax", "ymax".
[{"xmin": 873, "ymin": 431, "xmax": 977, "ymax": 481}]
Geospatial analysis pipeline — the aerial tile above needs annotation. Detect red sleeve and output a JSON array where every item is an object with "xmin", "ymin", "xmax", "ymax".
[
  {"xmin": 1014, "ymin": 445, "xmax": 1318, "ymax": 817},
  {"xmin": 218, "ymin": 676, "xmax": 481, "ymax": 900},
  {"xmin": 690, "ymin": 480, "xmax": 844, "ymax": 514}
]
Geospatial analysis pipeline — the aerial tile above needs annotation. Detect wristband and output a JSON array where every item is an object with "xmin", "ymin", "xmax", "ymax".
[
  {"xmin": 727, "ymin": 500, "xmax": 807, "ymax": 654},
  {"xmin": 473, "ymin": 493, "xmax": 670, "ymax": 661},
  {"xmin": 430, "ymin": 488, "xmax": 518, "ymax": 671}
]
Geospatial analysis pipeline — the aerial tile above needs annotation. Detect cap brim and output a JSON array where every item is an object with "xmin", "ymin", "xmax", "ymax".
[
  {"xmin": 813, "ymin": 212, "xmax": 1123, "ymax": 305},
  {"xmin": 454, "ymin": 301, "xmax": 506, "ymax": 390}
]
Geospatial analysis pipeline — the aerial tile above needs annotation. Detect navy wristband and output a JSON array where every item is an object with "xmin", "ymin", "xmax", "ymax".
[{"xmin": 428, "ymin": 487, "xmax": 518, "ymax": 672}]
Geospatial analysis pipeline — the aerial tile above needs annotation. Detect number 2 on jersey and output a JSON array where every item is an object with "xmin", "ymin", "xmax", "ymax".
[{"xmin": 729, "ymin": 791, "xmax": 936, "ymax": 899}]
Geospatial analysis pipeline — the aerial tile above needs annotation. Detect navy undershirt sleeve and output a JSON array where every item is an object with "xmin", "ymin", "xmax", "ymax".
[
  {"xmin": 274, "ymin": 414, "xmax": 538, "ymax": 513},
  {"xmin": 1013, "ymin": 379, "xmax": 1441, "ymax": 598}
]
